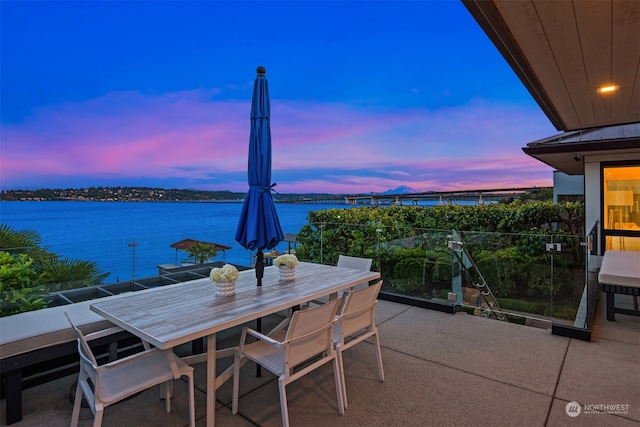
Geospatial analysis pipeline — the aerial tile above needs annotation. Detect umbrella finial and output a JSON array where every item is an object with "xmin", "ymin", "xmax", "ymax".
[{"xmin": 257, "ymin": 66, "xmax": 266, "ymax": 76}]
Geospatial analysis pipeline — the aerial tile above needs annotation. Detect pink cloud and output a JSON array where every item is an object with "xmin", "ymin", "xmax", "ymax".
[{"xmin": 1, "ymin": 90, "xmax": 557, "ymax": 193}]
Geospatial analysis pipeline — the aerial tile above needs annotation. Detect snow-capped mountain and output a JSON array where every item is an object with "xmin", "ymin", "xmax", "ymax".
[{"xmin": 381, "ymin": 186, "xmax": 417, "ymax": 195}]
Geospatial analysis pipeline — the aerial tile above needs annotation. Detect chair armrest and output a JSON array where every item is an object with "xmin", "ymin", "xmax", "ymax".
[{"xmin": 243, "ymin": 327, "xmax": 283, "ymax": 347}]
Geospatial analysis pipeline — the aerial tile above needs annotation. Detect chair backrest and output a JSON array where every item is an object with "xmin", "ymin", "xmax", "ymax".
[
  {"xmin": 65, "ymin": 312, "xmax": 99, "ymax": 367},
  {"xmin": 337, "ymin": 255, "xmax": 372, "ymax": 271},
  {"xmin": 337, "ymin": 280, "xmax": 383, "ymax": 338},
  {"xmin": 285, "ymin": 297, "xmax": 341, "ymax": 365}
]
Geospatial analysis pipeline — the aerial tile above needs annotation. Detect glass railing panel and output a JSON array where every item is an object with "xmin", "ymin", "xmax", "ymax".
[
  {"xmin": 547, "ymin": 234, "xmax": 586, "ymax": 327},
  {"xmin": 451, "ymin": 230, "xmax": 590, "ymax": 329},
  {"xmin": 378, "ymin": 229, "xmax": 453, "ymax": 302},
  {"xmin": 304, "ymin": 223, "xmax": 591, "ymax": 330},
  {"xmin": 449, "ymin": 230, "xmax": 550, "ymax": 326},
  {"xmin": 301, "ymin": 222, "xmax": 455, "ymax": 304}
]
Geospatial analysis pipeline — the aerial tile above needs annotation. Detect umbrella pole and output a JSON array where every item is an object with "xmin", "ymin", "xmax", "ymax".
[
  {"xmin": 256, "ymin": 251, "xmax": 265, "ymax": 377},
  {"xmin": 256, "ymin": 251, "xmax": 264, "ymax": 287}
]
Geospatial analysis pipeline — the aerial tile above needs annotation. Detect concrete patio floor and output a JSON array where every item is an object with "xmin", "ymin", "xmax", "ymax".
[{"xmin": 2, "ymin": 291, "xmax": 638, "ymax": 427}]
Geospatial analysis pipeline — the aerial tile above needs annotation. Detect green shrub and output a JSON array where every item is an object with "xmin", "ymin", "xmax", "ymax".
[
  {"xmin": 388, "ymin": 257, "xmax": 424, "ymax": 293},
  {"xmin": 0, "ymin": 251, "xmax": 46, "ymax": 317},
  {"xmin": 551, "ymin": 304, "xmax": 578, "ymax": 320},
  {"xmin": 497, "ymin": 298, "xmax": 549, "ymax": 315}
]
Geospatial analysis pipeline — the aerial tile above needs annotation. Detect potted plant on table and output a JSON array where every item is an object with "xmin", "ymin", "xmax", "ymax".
[
  {"xmin": 273, "ymin": 254, "xmax": 299, "ymax": 282},
  {"xmin": 210, "ymin": 264, "xmax": 239, "ymax": 296}
]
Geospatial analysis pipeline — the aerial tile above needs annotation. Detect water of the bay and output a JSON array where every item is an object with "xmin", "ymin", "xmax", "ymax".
[{"xmin": 0, "ymin": 201, "xmax": 346, "ymax": 282}]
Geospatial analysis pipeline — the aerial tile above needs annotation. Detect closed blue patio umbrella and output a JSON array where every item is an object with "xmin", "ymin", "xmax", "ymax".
[{"xmin": 235, "ymin": 66, "xmax": 284, "ymax": 287}]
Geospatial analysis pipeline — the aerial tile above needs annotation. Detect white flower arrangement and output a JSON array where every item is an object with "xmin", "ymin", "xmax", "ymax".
[
  {"xmin": 273, "ymin": 254, "xmax": 299, "ymax": 268},
  {"xmin": 210, "ymin": 264, "xmax": 239, "ymax": 282}
]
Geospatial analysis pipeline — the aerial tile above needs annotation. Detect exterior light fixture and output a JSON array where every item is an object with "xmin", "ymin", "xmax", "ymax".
[{"xmin": 597, "ymin": 84, "xmax": 619, "ymax": 94}]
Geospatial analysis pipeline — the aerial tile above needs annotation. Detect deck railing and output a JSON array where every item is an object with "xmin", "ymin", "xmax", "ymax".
[{"xmin": 2, "ymin": 224, "xmax": 596, "ymax": 339}]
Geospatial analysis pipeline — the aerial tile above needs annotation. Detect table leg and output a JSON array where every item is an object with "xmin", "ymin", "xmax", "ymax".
[
  {"xmin": 5, "ymin": 369, "xmax": 22, "ymax": 424},
  {"xmin": 207, "ymin": 333, "xmax": 216, "ymax": 427},
  {"xmin": 606, "ymin": 292, "xmax": 615, "ymax": 321}
]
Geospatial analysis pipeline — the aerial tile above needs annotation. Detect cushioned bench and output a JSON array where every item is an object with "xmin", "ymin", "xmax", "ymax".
[
  {"xmin": 598, "ymin": 250, "xmax": 640, "ymax": 321},
  {"xmin": 0, "ymin": 297, "xmax": 123, "ymax": 424}
]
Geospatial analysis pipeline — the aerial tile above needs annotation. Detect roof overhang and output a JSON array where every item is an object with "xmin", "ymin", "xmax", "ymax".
[
  {"xmin": 462, "ymin": 0, "xmax": 640, "ymax": 132},
  {"xmin": 522, "ymin": 123, "xmax": 640, "ymax": 174}
]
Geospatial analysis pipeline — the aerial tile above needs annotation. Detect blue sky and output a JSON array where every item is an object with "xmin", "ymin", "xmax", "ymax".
[{"xmin": 1, "ymin": 1, "xmax": 559, "ymax": 194}]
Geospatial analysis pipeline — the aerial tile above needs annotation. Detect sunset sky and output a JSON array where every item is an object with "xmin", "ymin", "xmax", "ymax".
[{"xmin": 1, "ymin": 1, "xmax": 559, "ymax": 194}]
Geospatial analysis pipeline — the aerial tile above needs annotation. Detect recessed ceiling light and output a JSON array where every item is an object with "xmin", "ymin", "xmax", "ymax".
[{"xmin": 597, "ymin": 84, "xmax": 619, "ymax": 94}]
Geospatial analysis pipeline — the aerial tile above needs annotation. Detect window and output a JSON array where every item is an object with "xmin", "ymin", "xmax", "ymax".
[{"xmin": 602, "ymin": 164, "xmax": 640, "ymax": 251}]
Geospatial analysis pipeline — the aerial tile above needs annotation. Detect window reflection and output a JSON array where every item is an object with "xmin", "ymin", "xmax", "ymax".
[{"xmin": 603, "ymin": 165, "xmax": 640, "ymax": 251}]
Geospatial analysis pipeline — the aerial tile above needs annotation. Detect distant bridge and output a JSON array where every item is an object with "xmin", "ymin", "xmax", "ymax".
[{"xmin": 283, "ymin": 187, "xmax": 549, "ymax": 206}]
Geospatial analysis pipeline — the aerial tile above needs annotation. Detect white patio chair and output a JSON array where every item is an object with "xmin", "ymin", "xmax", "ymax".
[
  {"xmin": 334, "ymin": 279, "xmax": 385, "ymax": 409},
  {"xmin": 307, "ymin": 255, "xmax": 373, "ymax": 307},
  {"xmin": 232, "ymin": 298, "xmax": 345, "ymax": 427},
  {"xmin": 336, "ymin": 255, "xmax": 373, "ymax": 290},
  {"xmin": 65, "ymin": 312, "xmax": 195, "ymax": 427},
  {"xmin": 337, "ymin": 254, "xmax": 373, "ymax": 272}
]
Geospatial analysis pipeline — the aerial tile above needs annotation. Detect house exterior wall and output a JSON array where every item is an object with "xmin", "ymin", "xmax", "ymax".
[
  {"xmin": 584, "ymin": 157, "xmax": 602, "ymax": 265},
  {"xmin": 553, "ymin": 171, "xmax": 584, "ymax": 203}
]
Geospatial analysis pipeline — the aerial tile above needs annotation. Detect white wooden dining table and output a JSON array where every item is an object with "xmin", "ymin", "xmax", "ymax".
[{"xmin": 90, "ymin": 261, "xmax": 380, "ymax": 427}]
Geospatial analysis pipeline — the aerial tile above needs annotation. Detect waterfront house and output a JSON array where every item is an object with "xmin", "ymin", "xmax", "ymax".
[{"xmin": 464, "ymin": 0, "xmax": 640, "ymax": 256}]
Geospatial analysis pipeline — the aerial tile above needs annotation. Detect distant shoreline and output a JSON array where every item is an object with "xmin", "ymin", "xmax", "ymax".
[
  {"xmin": 0, "ymin": 186, "xmax": 340, "ymax": 203},
  {"xmin": 1, "ymin": 185, "xmax": 552, "ymax": 204}
]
